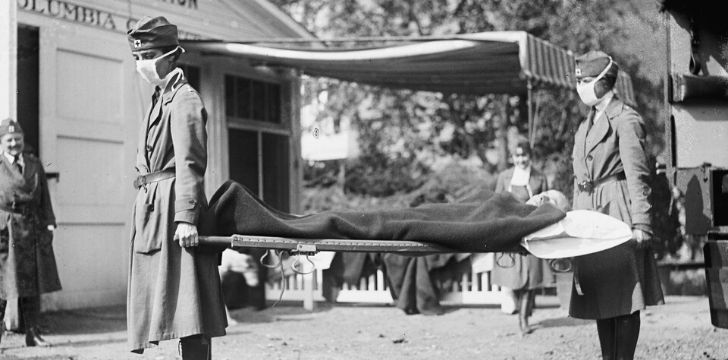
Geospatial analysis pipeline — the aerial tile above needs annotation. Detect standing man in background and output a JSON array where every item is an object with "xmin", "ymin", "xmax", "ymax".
[
  {"xmin": 126, "ymin": 16, "xmax": 226, "ymax": 359},
  {"xmin": 570, "ymin": 51, "xmax": 664, "ymax": 360},
  {"xmin": 0, "ymin": 118, "xmax": 61, "ymax": 347}
]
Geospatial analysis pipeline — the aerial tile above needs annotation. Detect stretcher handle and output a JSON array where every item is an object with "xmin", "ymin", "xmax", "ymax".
[{"xmin": 198, "ymin": 235, "xmax": 233, "ymax": 249}]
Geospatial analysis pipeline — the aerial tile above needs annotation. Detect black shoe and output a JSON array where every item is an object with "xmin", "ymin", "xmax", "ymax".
[{"xmin": 25, "ymin": 328, "xmax": 50, "ymax": 347}]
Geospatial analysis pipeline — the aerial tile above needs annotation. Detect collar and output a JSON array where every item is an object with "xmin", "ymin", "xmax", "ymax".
[
  {"xmin": 594, "ymin": 91, "xmax": 615, "ymax": 114},
  {"xmin": 2, "ymin": 152, "xmax": 23, "ymax": 165},
  {"xmin": 510, "ymin": 166, "xmax": 531, "ymax": 186},
  {"xmin": 158, "ymin": 68, "xmax": 185, "ymax": 104}
]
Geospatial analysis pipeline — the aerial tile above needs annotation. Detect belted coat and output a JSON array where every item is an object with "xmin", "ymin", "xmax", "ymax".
[
  {"xmin": 570, "ymin": 95, "xmax": 663, "ymax": 319},
  {"xmin": 0, "ymin": 153, "xmax": 61, "ymax": 299},
  {"xmin": 127, "ymin": 69, "xmax": 226, "ymax": 353}
]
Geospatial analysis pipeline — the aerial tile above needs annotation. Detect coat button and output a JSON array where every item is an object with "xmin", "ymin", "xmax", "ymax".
[{"xmin": 586, "ymin": 155, "xmax": 593, "ymax": 161}]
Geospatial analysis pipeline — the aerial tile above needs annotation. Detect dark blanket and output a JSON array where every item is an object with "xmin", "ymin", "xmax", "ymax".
[
  {"xmin": 382, "ymin": 253, "xmax": 463, "ymax": 315},
  {"xmin": 202, "ymin": 181, "xmax": 565, "ymax": 252}
]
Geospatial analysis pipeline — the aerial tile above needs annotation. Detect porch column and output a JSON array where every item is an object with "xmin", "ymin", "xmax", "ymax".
[{"xmin": 0, "ymin": 0, "xmax": 18, "ymax": 120}]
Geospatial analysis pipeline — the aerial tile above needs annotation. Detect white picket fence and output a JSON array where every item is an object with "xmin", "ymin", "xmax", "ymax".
[{"xmin": 265, "ymin": 268, "xmax": 505, "ymax": 309}]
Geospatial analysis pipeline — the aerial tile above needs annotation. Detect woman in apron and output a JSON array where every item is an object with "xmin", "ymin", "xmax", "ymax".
[{"xmin": 491, "ymin": 140, "xmax": 553, "ymax": 336}]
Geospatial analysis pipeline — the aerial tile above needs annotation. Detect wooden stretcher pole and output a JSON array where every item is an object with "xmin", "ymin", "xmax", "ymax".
[
  {"xmin": 198, "ymin": 235, "xmax": 460, "ymax": 254},
  {"xmin": 198, "ymin": 235, "xmax": 233, "ymax": 248}
]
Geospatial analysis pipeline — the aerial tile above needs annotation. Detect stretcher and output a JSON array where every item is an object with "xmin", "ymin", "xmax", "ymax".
[
  {"xmin": 198, "ymin": 209, "xmax": 634, "ymax": 259},
  {"xmin": 199, "ymin": 235, "xmax": 457, "ymax": 255}
]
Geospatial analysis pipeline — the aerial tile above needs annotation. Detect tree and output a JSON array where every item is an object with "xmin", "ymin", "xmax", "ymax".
[{"xmin": 272, "ymin": 0, "xmax": 665, "ymax": 198}]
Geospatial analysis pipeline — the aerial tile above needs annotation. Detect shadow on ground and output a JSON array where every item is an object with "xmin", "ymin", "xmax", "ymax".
[
  {"xmin": 538, "ymin": 316, "xmax": 592, "ymax": 328},
  {"xmin": 40, "ymin": 306, "xmax": 126, "ymax": 335}
]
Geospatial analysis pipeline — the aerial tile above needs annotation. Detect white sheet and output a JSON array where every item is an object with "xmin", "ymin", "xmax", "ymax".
[{"xmin": 522, "ymin": 210, "xmax": 632, "ymax": 259}]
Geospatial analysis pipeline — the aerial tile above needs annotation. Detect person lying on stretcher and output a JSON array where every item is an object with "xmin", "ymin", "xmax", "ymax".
[{"xmin": 200, "ymin": 180, "xmax": 633, "ymax": 258}]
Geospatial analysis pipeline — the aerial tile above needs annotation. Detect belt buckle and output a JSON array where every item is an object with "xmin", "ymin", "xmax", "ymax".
[{"xmin": 578, "ymin": 180, "xmax": 594, "ymax": 193}]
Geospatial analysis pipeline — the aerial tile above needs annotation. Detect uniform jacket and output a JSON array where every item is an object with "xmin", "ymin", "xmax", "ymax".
[
  {"xmin": 572, "ymin": 96, "xmax": 652, "ymax": 229},
  {"xmin": 491, "ymin": 167, "xmax": 553, "ymax": 290},
  {"xmin": 127, "ymin": 69, "xmax": 226, "ymax": 353},
  {"xmin": 569, "ymin": 96, "xmax": 663, "ymax": 319},
  {"xmin": 0, "ymin": 152, "xmax": 61, "ymax": 299}
]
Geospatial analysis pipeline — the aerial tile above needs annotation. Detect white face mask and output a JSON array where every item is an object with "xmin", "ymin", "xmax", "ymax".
[
  {"xmin": 576, "ymin": 58, "xmax": 613, "ymax": 107},
  {"xmin": 135, "ymin": 47, "xmax": 179, "ymax": 86}
]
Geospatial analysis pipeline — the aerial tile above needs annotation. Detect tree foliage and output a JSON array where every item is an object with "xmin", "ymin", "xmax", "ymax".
[{"xmin": 277, "ymin": 0, "xmax": 664, "ymax": 198}]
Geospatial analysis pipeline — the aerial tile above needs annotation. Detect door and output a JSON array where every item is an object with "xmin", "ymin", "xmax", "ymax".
[{"xmin": 37, "ymin": 25, "xmax": 134, "ymax": 309}]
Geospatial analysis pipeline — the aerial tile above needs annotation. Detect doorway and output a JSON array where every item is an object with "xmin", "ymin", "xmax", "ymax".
[{"xmin": 17, "ymin": 25, "xmax": 39, "ymax": 156}]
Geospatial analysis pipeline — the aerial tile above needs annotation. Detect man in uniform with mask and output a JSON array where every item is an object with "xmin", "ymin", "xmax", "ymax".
[
  {"xmin": 126, "ymin": 16, "xmax": 226, "ymax": 359},
  {"xmin": 570, "ymin": 50, "xmax": 664, "ymax": 360}
]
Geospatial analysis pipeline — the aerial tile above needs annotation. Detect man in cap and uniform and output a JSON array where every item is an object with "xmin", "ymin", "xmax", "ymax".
[
  {"xmin": 0, "ymin": 118, "xmax": 61, "ymax": 347},
  {"xmin": 570, "ymin": 51, "xmax": 664, "ymax": 360},
  {"xmin": 126, "ymin": 16, "xmax": 226, "ymax": 358}
]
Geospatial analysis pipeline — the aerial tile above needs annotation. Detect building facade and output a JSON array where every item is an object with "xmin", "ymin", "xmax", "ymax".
[{"xmin": 6, "ymin": 0, "xmax": 310, "ymax": 310}]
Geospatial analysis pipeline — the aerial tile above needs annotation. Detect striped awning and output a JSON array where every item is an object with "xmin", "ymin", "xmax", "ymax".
[{"xmin": 183, "ymin": 31, "xmax": 636, "ymax": 105}]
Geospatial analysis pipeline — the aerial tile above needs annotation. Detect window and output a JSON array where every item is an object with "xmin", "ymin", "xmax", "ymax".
[
  {"xmin": 227, "ymin": 130, "xmax": 290, "ymax": 212},
  {"xmin": 225, "ymin": 75, "xmax": 282, "ymax": 123},
  {"xmin": 179, "ymin": 63, "xmax": 201, "ymax": 91},
  {"xmin": 17, "ymin": 25, "xmax": 39, "ymax": 156},
  {"xmin": 225, "ymin": 74, "xmax": 290, "ymax": 212}
]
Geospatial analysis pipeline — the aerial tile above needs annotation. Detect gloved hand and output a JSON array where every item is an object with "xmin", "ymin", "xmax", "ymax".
[
  {"xmin": 175, "ymin": 222, "xmax": 199, "ymax": 248},
  {"xmin": 632, "ymin": 228, "xmax": 652, "ymax": 249}
]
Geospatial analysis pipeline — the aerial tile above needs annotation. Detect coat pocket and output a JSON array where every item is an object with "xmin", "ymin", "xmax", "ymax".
[{"xmin": 133, "ymin": 201, "xmax": 164, "ymax": 254}]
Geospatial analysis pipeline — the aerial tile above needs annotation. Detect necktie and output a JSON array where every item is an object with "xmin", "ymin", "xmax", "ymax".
[
  {"xmin": 585, "ymin": 107, "xmax": 596, "ymax": 134},
  {"xmin": 152, "ymin": 87, "xmax": 161, "ymax": 105},
  {"xmin": 13, "ymin": 155, "xmax": 22, "ymax": 174}
]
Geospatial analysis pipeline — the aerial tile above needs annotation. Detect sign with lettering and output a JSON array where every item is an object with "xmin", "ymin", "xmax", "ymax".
[
  {"xmin": 17, "ymin": 0, "xmax": 204, "ymax": 39},
  {"xmin": 159, "ymin": 0, "xmax": 198, "ymax": 9}
]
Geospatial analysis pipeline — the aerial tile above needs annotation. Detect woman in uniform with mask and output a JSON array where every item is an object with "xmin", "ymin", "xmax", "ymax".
[
  {"xmin": 126, "ymin": 16, "xmax": 226, "ymax": 359},
  {"xmin": 570, "ymin": 51, "xmax": 663, "ymax": 360}
]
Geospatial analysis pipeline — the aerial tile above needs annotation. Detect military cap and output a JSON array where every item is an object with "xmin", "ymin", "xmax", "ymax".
[
  {"xmin": 0, "ymin": 118, "xmax": 23, "ymax": 137},
  {"xmin": 575, "ymin": 50, "xmax": 619, "ymax": 79},
  {"xmin": 127, "ymin": 16, "xmax": 179, "ymax": 52}
]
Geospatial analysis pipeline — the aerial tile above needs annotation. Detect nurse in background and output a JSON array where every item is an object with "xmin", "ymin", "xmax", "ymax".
[
  {"xmin": 491, "ymin": 140, "xmax": 553, "ymax": 336},
  {"xmin": 0, "ymin": 118, "xmax": 61, "ymax": 347}
]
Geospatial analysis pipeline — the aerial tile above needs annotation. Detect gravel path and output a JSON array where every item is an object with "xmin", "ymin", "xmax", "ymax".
[{"xmin": 0, "ymin": 296, "xmax": 724, "ymax": 360}]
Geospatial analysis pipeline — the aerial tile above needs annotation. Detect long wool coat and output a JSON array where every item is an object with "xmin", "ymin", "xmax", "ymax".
[
  {"xmin": 0, "ymin": 152, "xmax": 61, "ymax": 299},
  {"xmin": 570, "ymin": 96, "xmax": 664, "ymax": 320},
  {"xmin": 491, "ymin": 167, "xmax": 553, "ymax": 290},
  {"xmin": 127, "ymin": 69, "xmax": 226, "ymax": 353}
]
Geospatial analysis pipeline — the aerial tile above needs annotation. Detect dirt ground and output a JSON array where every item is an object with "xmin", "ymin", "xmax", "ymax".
[{"xmin": 0, "ymin": 295, "xmax": 725, "ymax": 360}]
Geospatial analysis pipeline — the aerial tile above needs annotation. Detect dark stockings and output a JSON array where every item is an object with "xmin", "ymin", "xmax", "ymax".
[
  {"xmin": 20, "ymin": 296, "xmax": 41, "ymax": 331},
  {"xmin": 596, "ymin": 311, "xmax": 641, "ymax": 360},
  {"xmin": 179, "ymin": 334, "xmax": 212, "ymax": 360},
  {"xmin": 0, "ymin": 296, "xmax": 47, "ymax": 346}
]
